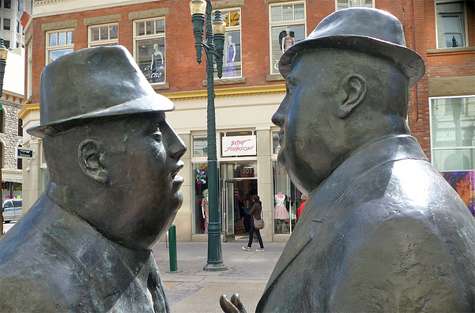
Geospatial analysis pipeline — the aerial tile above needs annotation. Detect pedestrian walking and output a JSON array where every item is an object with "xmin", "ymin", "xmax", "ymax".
[{"xmin": 242, "ymin": 195, "xmax": 264, "ymax": 251}]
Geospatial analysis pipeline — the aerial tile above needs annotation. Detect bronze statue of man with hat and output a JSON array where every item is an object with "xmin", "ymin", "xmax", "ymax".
[
  {"xmin": 221, "ymin": 8, "xmax": 475, "ymax": 313},
  {"xmin": 0, "ymin": 46, "xmax": 186, "ymax": 312}
]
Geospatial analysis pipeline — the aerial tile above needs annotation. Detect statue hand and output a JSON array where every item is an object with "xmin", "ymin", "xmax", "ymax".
[{"xmin": 220, "ymin": 294, "xmax": 247, "ymax": 313}]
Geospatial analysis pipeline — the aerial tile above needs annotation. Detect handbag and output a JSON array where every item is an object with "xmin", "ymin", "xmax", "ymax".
[{"xmin": 254, "ymin": 216, "xmax": 264, "ymax": 230}]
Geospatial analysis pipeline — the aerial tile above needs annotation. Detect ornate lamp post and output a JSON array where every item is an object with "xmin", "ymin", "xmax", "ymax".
[
  {"xmin": 190, "ymin": 0, "xmax": 227, "ymax": 271},
  {"xmin": 0, "ymin": 39, "xmax": 8, "ymax": 236}
]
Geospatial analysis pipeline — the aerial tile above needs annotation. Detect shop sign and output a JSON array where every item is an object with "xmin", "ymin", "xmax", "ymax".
[
  {"xmin": 17, "ymin": 148, "xmax": 33, "ymax": 159},
  {"xmin": 221, "ymin": 135, "xmax": 256, "ymax": 157}
]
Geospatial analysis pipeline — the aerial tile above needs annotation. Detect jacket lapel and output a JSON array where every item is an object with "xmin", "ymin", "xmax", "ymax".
[{"xmin": 258, "ymin": 135, "xmax": 428, "ymax": 309}]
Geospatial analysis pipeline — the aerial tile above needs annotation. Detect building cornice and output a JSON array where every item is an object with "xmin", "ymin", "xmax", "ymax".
[
  {"xmin": 17, "ymin": 85, "xmax": 286, "ymax": 118},
  {"xmin": 19, "ymin": 103, "xmax": 40, "ymax": 120},
  {"xmin": 33, "ymin": 0, "xmax": 160, "ymax": 18},
  {"xmin": 163, "ymin": 84, "xmax": 286, "ymax": 100}
]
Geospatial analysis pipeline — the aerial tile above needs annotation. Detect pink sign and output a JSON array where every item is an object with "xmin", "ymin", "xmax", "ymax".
[{"xmin": 221, "ymin": 135, "xmax": 257, "ymax": 157}]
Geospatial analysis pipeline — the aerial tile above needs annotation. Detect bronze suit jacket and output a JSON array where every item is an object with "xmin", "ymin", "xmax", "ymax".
[
  {"xmin": 257, "ymin": 135, "xmax": 475, "ymax": 313},
  {"xmin": 0, "ymin": 195, "xmax": 169, "ymax": 313}
]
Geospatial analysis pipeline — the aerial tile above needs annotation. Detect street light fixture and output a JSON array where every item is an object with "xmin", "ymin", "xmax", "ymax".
[
  {"xmin": 0, "ymin": 38, "xmax": 8, "ymax": 236},
  {"xmin": 190, "ymin": 0, "xmax": 228, "ymax": 271}
]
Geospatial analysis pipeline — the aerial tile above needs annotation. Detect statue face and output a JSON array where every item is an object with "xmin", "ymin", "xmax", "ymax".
[
  {"xmin": 85, "ymin": 113, "xmax": 186, "ymax": 249},
  {"xmin": 272, "ymin": 51, "xmax": 345, "ymax": 194}
]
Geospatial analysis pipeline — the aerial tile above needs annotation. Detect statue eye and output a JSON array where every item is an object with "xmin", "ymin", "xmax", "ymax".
[{"xmin": 152, "ymin": 131, "xmax": 163, "ymax": 142}]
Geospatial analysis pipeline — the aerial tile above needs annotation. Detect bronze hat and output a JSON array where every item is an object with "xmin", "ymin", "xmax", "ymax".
[
  {"xmin": 279, "ymin": 8, "xmax": 425, "ymax": 86},
  {"xmin": 28, "ymin": 45, "xmax": 174, "ymax": 138}
]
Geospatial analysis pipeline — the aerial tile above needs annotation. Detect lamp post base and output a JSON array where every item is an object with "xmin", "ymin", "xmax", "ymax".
[{"xmin": 203, "ymin": 262, "xmax": 228, "ymax": 272}]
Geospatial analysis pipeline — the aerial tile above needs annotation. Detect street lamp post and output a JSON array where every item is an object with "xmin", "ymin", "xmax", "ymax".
[
  {"xmin": 189, "ymin": 0, "xmax": 228, "ymax": 271},
  {"xmin": 0, "ymin": 39, "xmax": 8, "ymax": 236}
]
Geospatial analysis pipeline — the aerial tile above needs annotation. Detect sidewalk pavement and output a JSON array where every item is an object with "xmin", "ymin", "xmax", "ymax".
[{"xmin": 153, "ymin": 240, "xmax": 285, "ymax": 313}]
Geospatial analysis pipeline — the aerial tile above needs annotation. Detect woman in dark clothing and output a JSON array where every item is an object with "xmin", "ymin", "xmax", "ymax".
[{"xmin": 242, "ymin": 195, "xmax": 264, "ymax": 251}]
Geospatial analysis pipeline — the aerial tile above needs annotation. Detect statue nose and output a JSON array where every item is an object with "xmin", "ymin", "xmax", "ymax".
[
  {"xmin": 272, "ymin": 103, "xmax": 287, "ymax": 127},
  {"xmin": 164, "ymin": 123, "xmax": 187, "ymax": 160}
]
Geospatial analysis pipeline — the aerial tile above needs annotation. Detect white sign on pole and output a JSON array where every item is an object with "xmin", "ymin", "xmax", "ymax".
[{"xmin": 221, "ymin": 135, "xmax": 257, "ymax": 157}]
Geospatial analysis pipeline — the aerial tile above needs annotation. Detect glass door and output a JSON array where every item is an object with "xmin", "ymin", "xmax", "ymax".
[{"xmin": 222, "ymin": 180, "xmax": 235, "ymax": 241}]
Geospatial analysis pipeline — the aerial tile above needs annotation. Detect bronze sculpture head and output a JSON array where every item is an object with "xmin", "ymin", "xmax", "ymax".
[
  {"xmin": 272, "ymin": 8, "xmax": 424, "ymax": 194},
  {"xmin": 29, "ymin": 46, "xmax": 186, "ymax": 250},
  {"xmin": 0, "ymin": 46, "xmax": 184, "ymax": 312}
]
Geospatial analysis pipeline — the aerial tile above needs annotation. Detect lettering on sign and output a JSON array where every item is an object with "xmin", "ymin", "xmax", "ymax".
[
  {"xmin": 17, "ymin": 148, "xmax": 33, "ymax": 159},
  {"xmin": 221, "ymin": 135, "xmax": 257, "ymax": 157}
]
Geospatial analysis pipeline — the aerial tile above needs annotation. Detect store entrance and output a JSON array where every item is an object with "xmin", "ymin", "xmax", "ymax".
[{"xmin": 220, "ymin": 162, "xmax": 257, "ymax": 241}]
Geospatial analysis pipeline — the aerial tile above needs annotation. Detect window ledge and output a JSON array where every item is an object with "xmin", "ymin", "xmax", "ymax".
[
  {"xmin": 152, "ymin": 82, "xmax": 170, "ymax": 91},
  {"xmin": 427, "ymin": 46, "xmax": 475, "ymax": 56},
  {"xmin": 266, "ymin": 73, "xmax": 284, "ymax": 81},
  {"xmin": 202, "ymin": 77, "xmax": 246, "ymax": 86}
]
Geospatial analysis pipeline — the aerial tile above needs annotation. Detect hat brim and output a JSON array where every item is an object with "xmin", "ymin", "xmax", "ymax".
[
  {"xmin": 27, "ymin": 93, "xmax": 174, "ymax": 138},
  {"xmin": 279, "ymin": 35, "xmax": 425, "ymax": 86}
]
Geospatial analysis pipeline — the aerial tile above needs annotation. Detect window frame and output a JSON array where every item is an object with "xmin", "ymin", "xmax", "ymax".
[
  {"xmin": 434, "ymin": 0, "xmax": 469, "ymax": 49},
  {"xmin": 45, "ymin": 29, "xmax": 74, "ymax": 65},
  {"xmin": 335, "ymin": 0, "xmax": 375, "ymax": 10},
  {"xmin": 88, "ymin": 23, "xmax": 119, "ymax": 47},
  {"xmin": 26, "ymin": 41, "xmax": 32, "ymax": 99},
  {"xmin": 268, "ymin": 1, "xmax": 307, "ymax": 76},
  {"xmin": 3, "ymin": 18, "xmax": 11, "ymax": 31},
  {"xmin": 132, "ymin": 16, "xmax": 167, "ymax": 86},
  {"xmin": 429, "ymin": 94, "xmax": 475, "ymax": 171},
  {"xmin": 214, "ymin": 7, "xmax": 243, "ymax": 80}
]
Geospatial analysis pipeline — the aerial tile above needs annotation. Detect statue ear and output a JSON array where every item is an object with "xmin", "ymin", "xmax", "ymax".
[
  {"xmin": 337, "ymin": 74, "xmax": 367, "ymax": 119},
  {"xmin": 78, "ymin": 139, "xmax": 109, "ymax": 184}
]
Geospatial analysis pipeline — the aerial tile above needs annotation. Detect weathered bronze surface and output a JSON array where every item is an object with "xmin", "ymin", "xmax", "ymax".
[
  {"xmin": 0, "ymin": 46, "xmax": 186, "ymax": 312},
  {"xmin": 222, "ymin": 8, "xmax": 475, "ymax": 313}
]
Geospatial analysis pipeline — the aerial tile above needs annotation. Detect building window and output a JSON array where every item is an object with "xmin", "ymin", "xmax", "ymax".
[
  {"xmin": 4, "ymin": 0, "xmax": 10, "ymax": 9},
  {"xmin": 272, "ymin": 131, "xmax": 303, "ymax": 234},
  {"xmin": 336, "ymin": 0, "xmax": 373, "ymax": 10},
  {"xmin": 26, "ymin": 42, "xmax": 32, "ymax": 99},
  {"xmin": 0, "ymin": 143, "xmax": 3, "ymax": 169},
  {"xmin": 17, "ymin": 146, "xmax": 22, "ymax": 170},
  {"xmin": 193, "ymin": 163, "xmax": 208, "ymax": 234},
  {"xmin": 46, "ymin": 29, "xmax": 74, "ymax": 64},
  {"xmin": 214, "ymin": 8, "xmax": 242, "ymax": 79},
  {"xmin": 430, "ymin": 95, "xmax": 475, "ymax": 214},
  {"xmin": 193, "ymin": 136, "xmax": 208, "ymax": 157},
  {"xmin": 18, "ymin": 119, "xmax": 23, "ymax": 136},
  {"xmin": 133, "ymin": 17, "xmax": 166, "ymax": 84},
  {"xmin": 3, "ymin": 40, "xmax": 9, "ymax": 49},
  {"xmin": 0, "ymin": 110, "xmax": 4, "ymax": 133},
  {"xmin": 88, "ymin": 23, "xmax": 118, "ymax": 47},
  {"xmin": 436, "ymin": 1, "xmax": 467, "ymax": 48},
  {"xmin": 16, "ymin": 21, "xmax": 19, "ymax": 33},
  {"xmin": 3, "ymin": 18, "xmax": 10, "ymax": 30},
  {"xmin": 269, "ymin": 1, "xmax": 306, "ymax": 75}
]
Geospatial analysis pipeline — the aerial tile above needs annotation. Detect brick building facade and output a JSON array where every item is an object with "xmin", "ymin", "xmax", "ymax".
[{"xmin": 20, "ymin": 0, "xmax": 475, "ymax": 241}]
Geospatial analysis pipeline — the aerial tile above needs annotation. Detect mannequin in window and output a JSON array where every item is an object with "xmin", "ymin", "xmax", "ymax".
[
  {"xmin": 201, "ymin": 189, "xmax": 209, "ymax": 233},
  {"xmin": 224, "ymin": 35, "xmax": 236, "ymax": 77},
  {"xmin": 274, "ymin": 192, "xmax": 289, "ymax": 233},
  {"xmin": 150, "ymin": 43, "xmax": 164, "ymax": 83},
  {"xmin": 281, "ymin": 29, "xmax": 295, "ymax": 53}
]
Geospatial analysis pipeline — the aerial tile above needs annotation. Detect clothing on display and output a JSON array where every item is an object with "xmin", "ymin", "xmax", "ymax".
[
  {"xmin": 201, "ymin": 190, "xmax": 209, "ymax": 233},
  {"xmin": 274, "ymin": 192, "xmax": 290, "ymax": 220}
]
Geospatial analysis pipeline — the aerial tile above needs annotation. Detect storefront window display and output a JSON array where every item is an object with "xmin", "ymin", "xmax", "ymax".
[
  {"xmin": 272, "ymin": 131, "xmax": 303, "ymax": 234},
  {"xmin": 430, "ymin": 95, "xmax": 475, "ymax": 215},
  {"xmin": 193, "ymin": 136, "xmax": 208, "ymax": 157},
  {"xmin": 269, "ymin": 1, "xmax": 306, "ymax": 75},
  {"xmin": 193, "ymin": 163, "xmax": 208, "ymax": 234},
  {"xmin": 134, "ymin": 18, "xmax": 166, "ymax": 84},
  {"xmin": 213, "ymin": 8, "xmax": 242, "ymax": 79}
]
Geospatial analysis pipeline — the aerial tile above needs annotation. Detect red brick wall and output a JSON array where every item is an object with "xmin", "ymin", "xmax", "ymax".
[{"xmin": 28, "ymin": 0, "xmax": 475, "ymax": 158}]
